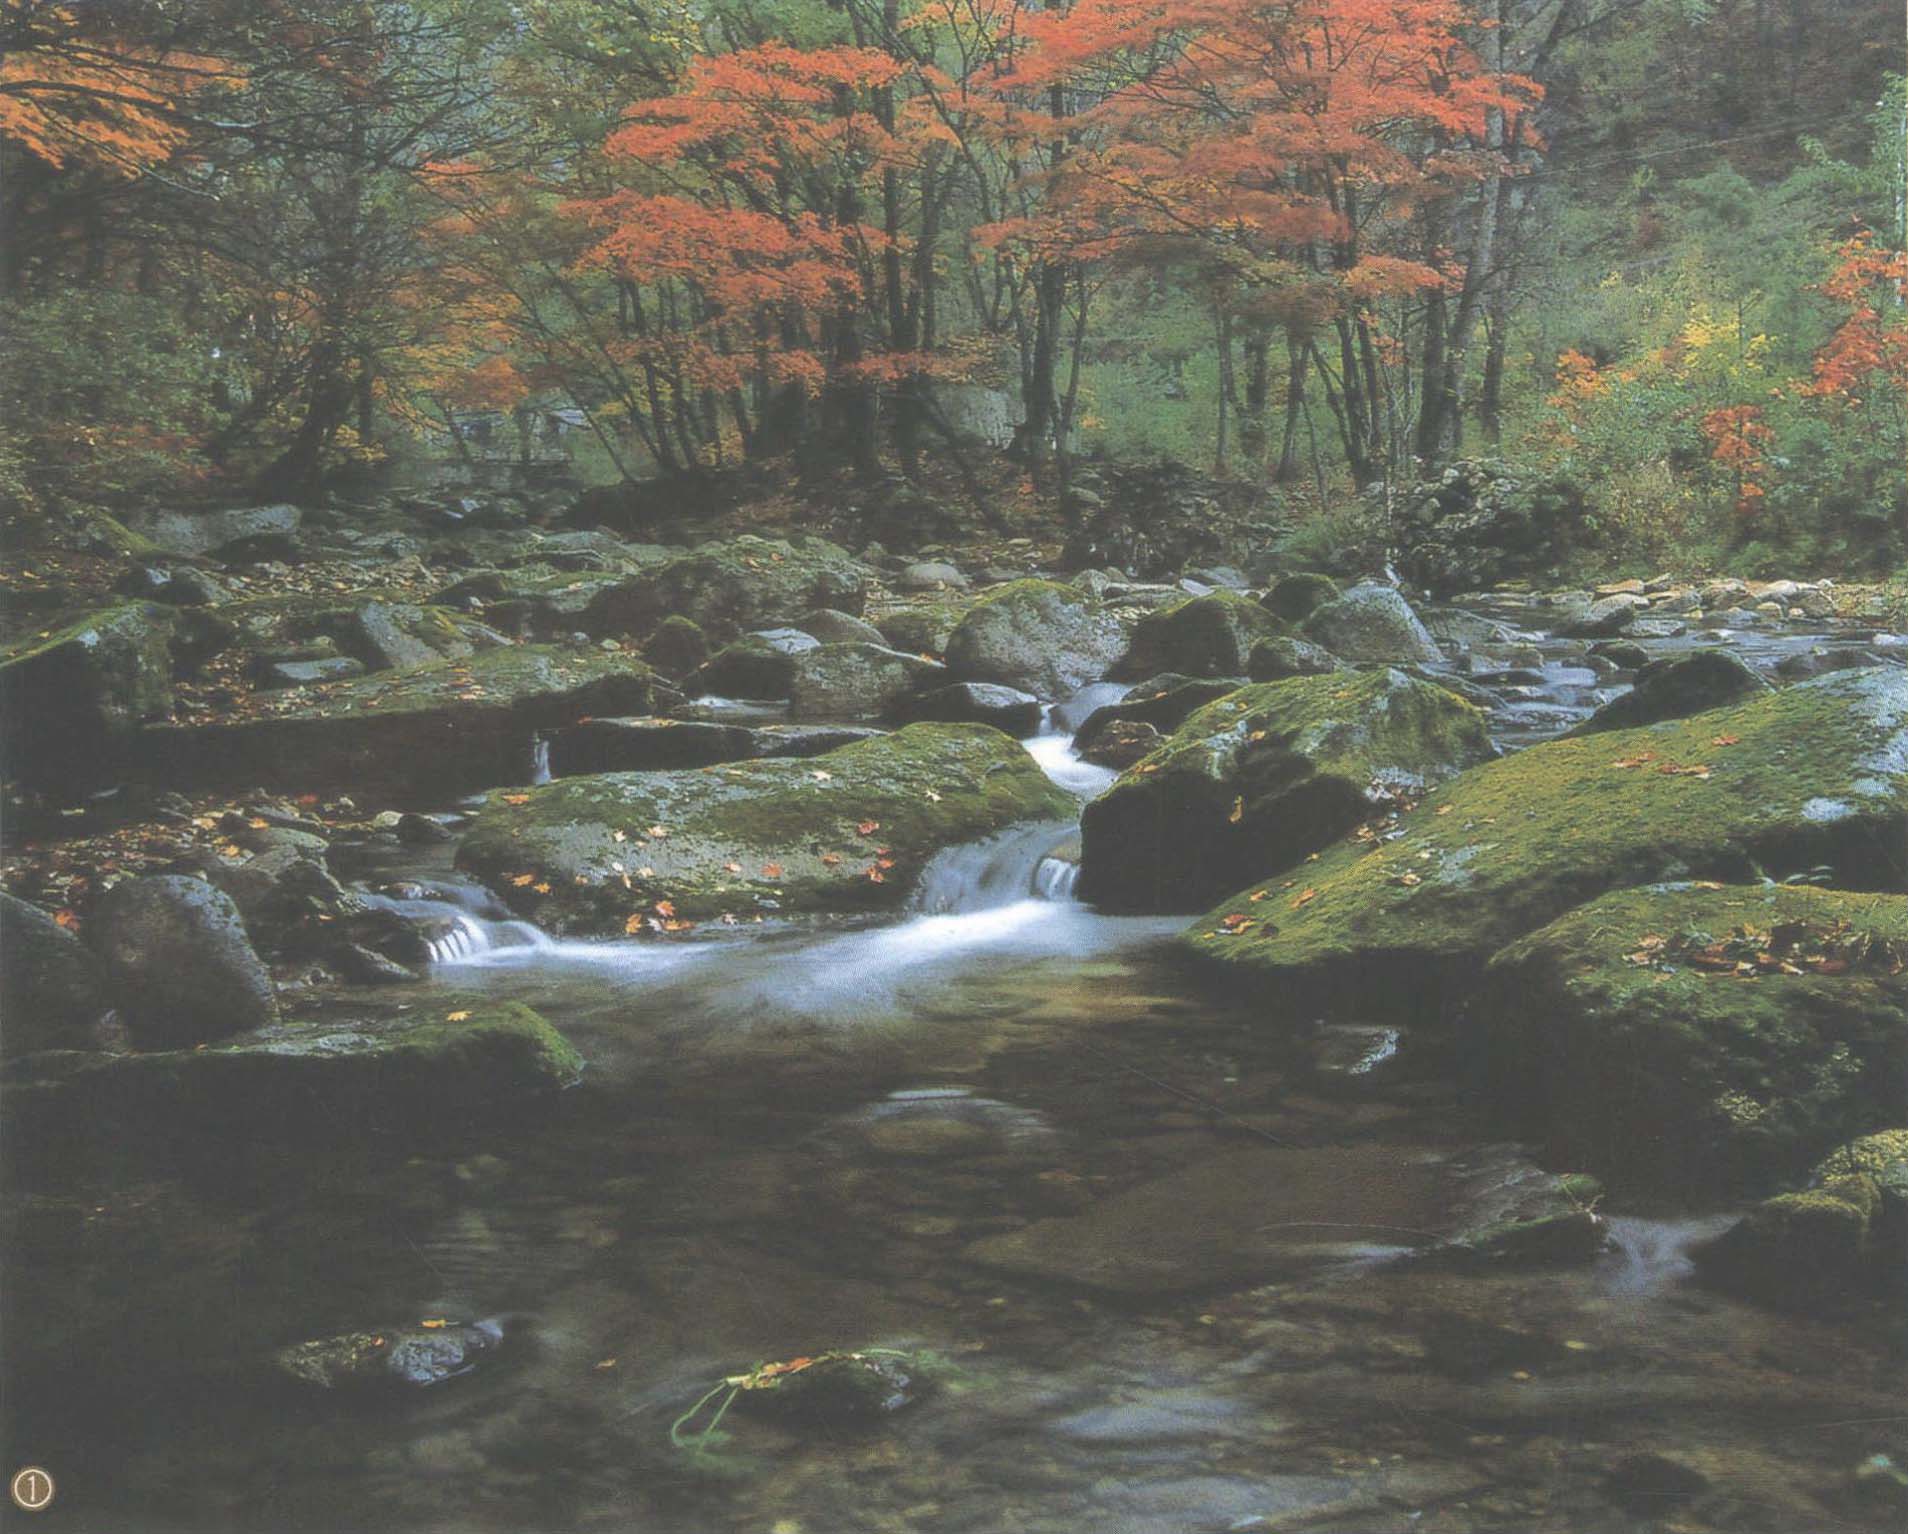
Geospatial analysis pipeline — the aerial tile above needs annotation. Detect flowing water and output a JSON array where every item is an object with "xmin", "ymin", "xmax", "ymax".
[{"xmin": 7, "ymin": 646, "xmax": 1906, "ymax": 1534}]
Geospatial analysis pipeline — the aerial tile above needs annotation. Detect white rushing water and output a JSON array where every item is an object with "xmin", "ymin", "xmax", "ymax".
[{"xmin": 1021, "ymin": 731, "xmax": 1118, "ymax": 798}]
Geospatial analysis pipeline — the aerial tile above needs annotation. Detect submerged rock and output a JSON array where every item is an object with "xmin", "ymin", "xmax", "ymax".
[
  {"xmin": 1181, "ymin": 669, "xmax": 1908, "ymax": 1017},
  {"xmin": 962, "ymin": 1145, "xmax": 1452, "ymax": 1295},
  {"xmin": 0, "ymin": 602, "xmax": 178, "ymax": 790},
  {"xmin": 944, "ymin": 579, "xmax": 1129, "ymax": 698},
  {"xmin": 1116, "ymin": 590, "xmax": 1289, "ymax": 679},
  {"xmin": 272, "ymin": 1318, "xmax": 506, "ymax": 1391},
  {"xmin": 456, "ymin": 723, "xmax": 1074, "ymax": 931},
  {"xmin": 1566, "ymin": 648, "xmax": 1771, "ymax": 735},
  {"xmin": 726, "ymin": 1350, "xmax": 926, "ymax": 1423},
  {"xmin": 1078, "ymin": 671, "xmax": 1494, "ymax": 914},
  {"xmin": 1692, "ymin": 1176, "xmax": 1888, "ymax": 1311},
  {"xmin": 135, "ymin": 647, "xmax": 658, "ymax": 803},
  {"xmin": 91, "ymin": 876, "xmax": 278, "ymax": 1048},
  {"xmin": 1299, "ymin": 584, "xmax": 1443, "ymax": 666},
  {"xmin": 1474, "ymin": 884, "xmax": 1908, "ymax": 1195}
]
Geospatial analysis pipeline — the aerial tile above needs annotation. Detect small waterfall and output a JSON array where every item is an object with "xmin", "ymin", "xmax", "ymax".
[
  {"xmin": 1033, "ymin": 855, "xmax": 1080, "ymax": 901},
  {"xmin": 361, "ymin": 883, "xmax": 555, "ymax": 966},
  {"xmin": 528, "ymin": 734, "xmax": 553, "ymax": 785}
]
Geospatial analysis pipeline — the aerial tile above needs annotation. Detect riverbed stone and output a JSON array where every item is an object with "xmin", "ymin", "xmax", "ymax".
[
  {"xmin": 0, "ymin": 602, "xmax": 178, "ymax": 789},
  {"xmin": 135, "ymin": 647, "xmax": 658, "ymax": 803},
  {"xmin": 0, "ymin": 894, "xmax": 108, "ymax": 1056},
  {"xmin": 944, "ymin": 579, "xmax": 1129, "ymax": 699},
  {"xmin": 787, "ymin": 643, "xmax": 945, "ymax": 720},
  {"xmin": 1692, "ymin": 1176, "xmax": 1885, "ymax": 1311},
  {"xmin": 894, "ymin": 682, "xmax": 1044, "ymax": 736},
  {"xmin": 1474, "ymin": 884, "xmax": 1908, "ymax": 1195},
  {"xmin": 1079, "ymin": 718, "xmax": 1161, "ymax": 769},
  {"xmin": 961, "ymin": 1145, "xmax": 1453, "ymax": 1295},
  {"xmin": 1565, "ymin": 648, "xmax": 1771, "ymax": 735},
  {"xmin": 583, "ymin": 535, "xmax": 871, "ymax": 642},
  {"xmin": 798, "ymin": 608, "xmax": 888, "ymax": 646},
  {"xmin": 873, "ymin": 600, "xmax": 972, "ymax": 657},
  {"xmin": 1247, "ymin": 635, "xmax": 1345, "ymax": 682},
  {"xmin": 1262, "ymin": 572, "xmax": 1341, "ymax": 624},
  {"xmin": 456, "ymin": 723, "xmax": 1075, "ymax": 931},
  {"xmin": 1070, "ymin": 675, "xmax": 1241, "ymax": 758},
  {"xmin": 1079, "ymin": 671, "xmax": 1494, "ymax": 914},
  {"xmin": 1116, "ymin": 590, "xmax": 1289, "ymax": 679},
  {"xmin": 1299, "ymin": 584, "xmax": 1443, "ymax": 666},
  {"xmin": 1181, "ymin": 668, "xmax": 1908, "ymax": 1017},
  {"xmin": 2, "ymin": 1002, "xmax": 580, "ymax": 1153},
  {"xmin": 641, "ymin": 614, "xmax": 709, "ymax": 679},
  {"xmin": 124, "ymin": 503, "xmax": 302, "ymax": 559},
  {"xmin": 273, "ymin": 1318, "xmax": 507, "ymax": 1391},
  {"xmin": 689, "ymin": 630, "xmax": 820, "ymax": 700},
  {"xmin": 90, "ymin": 875, "xmax": 278, "ymax": 1049}
]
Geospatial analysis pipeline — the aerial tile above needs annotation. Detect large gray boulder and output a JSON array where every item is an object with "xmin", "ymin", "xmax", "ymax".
[
  {"xmin": 1299, "ymin": 584, "xmax": 1443, "ymax": 666},
  {"xmin": 689, "ymin": 630, "xmax": 821, "ymax": 700},
  {"xmin": 0, "ymin": 894, "xmax": 107, "ymax": 1056},
  {"xmin": 788, "ymin": 644, "xmax": 945, "ymax": 720},
  {"xmin": 895, "ymin": 682, "xmax": 1044, "ymax": 736},
  {"xmin": 90, "ymin": 876, "xmax": 279, "ymax": 1048},
  {"xmin": 123, "ymin": 504, "xmax": 302, "ymax": 559},
  {"xmin": 944, "ymin": 580, "xmax": 1128, "ymax": 699}
]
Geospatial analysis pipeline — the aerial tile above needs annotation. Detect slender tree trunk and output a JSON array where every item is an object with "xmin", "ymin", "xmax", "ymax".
[{"xmin": 1273, "ymin": 337, "xmax": 1307, "ymax": 484}]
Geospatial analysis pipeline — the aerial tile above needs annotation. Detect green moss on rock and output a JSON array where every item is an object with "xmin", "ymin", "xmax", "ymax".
[
  {"xmin": 1472, "ymin": 883, "xmax": 1908, "ymax": 1194},
  {"xmin": 944, "ymin": 579, "xmax": 1128, "ymax": 698},
  {"xmin": 1180, "ymin": 668, "xmax": 1908, "ymax": 1016},
  {"xmin": 0, "ymin": 602, "xmax": 178, "ymax": 789},
  {"xmin": 1, "ymin": 1001, "xmax": 580, "ymax": 1149},
  {"xmin": 135, "ymin": 646, "xmax": 656, "ymax": 803},
  {"xmin": 456, "ymin": 723, "xmax": 1074, "ymax": 931},
  {"xmin": 584, "ymin": 535, "xmax": 871, "ymax": 642},
  {"xmin": 1115, "ymin": 590, "xmax": 1289, "ymax": 679},
  {"xmin": 1079, "ymin": 670, "xmax": 1494, "ymax": 914}
]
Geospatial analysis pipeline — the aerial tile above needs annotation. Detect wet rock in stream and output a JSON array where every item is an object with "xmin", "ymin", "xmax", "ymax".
[
  {"xmin": 455, "ymin": 722, "xmax": 1074, "ymax": 930},
  {"xmin": 1079, "ymin": 670, "xmax": 1494, "ymax": 914},
  {"xmin": 1185, "ymin": 667, "xmax": 1908, "ymax": 1017},
  {"xmin": 272, "ymin": 1318, "xmax": 506, "ymax": 1392}
]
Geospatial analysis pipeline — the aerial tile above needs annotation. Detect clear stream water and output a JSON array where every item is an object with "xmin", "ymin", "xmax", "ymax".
[{"xmin": 6, "ymin": 618, "xmax": 1905, "ymax": 1534}]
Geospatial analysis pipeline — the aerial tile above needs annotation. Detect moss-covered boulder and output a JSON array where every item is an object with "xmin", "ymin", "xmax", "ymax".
[
  {"xmin": 1246, "ymin": 635, "xmax": 1345, "ymax": 682},
  {"xmin": 1, "ymin": 1001, "xmax": 581, "ymax": 1153},
  {"xmin": 1565, "ymin": 649, "xmax": 1772, "ymax": 735},
  {"xmin": 1300, "ymin": 584, "xmax": 1443, "ymax": 666},
  {"xmin": 944, "ymin": 579, "xmax": 1129, "ymax": 699},
  {"xmin": 0, "ymin": 602, "xmax": 177, "ymax": 789},
  {"xmin": 432, "ymin": 568, "xmax": 629, "ymax": 641},
  {"xmin": 583, "ymin": 536, "xmax": 871, "ymax": 643},
  {"xmin": 1262, "ymin": 572, "xmax": 1341, "ymax": 625},
  {"xmin": 787, "ymin": 643, "xmax": 945, "ymax": 720},
  {"xmin": 874, "ymin": 599, "xmax": 972, "ymax": 658},
  {"xmin": 1181, "ymin": 668, "xmax": 1908, "ymax": 1016},
  {"xmin": 1472, "ymin": 884, "xmax": 1908, "ymax": 1195},
  {"xmin": 1078, "ymin": 671, "xmax": 1495, "ymax": 914},
  {"xmin": 455, "ymin": 723, "xmax": 1073, "ymax": 932},
  {"xmin": 690, "ymin": 629, "xmax": 820, "ymax": 699},
  {"xmin": 642, "ymin": 614, "xmax": 710, "ymax": 679},
  {"xmin": 1694, "ymin": 1130, "xmax": 1908, "ymax": 1310},
  {"xmin": 1115, "ymin": 590, "xmax": 1290, "ymax": 679},
  {"xmin": 218, "ymin": 592, "xmax": 505, "ymax": 675},
  {"xmin": 1693, "ymin": 1177, "xmax": 1888, "ymax": 1311},
  {"xmin": 136, "ymin": 646, "xmax": 657, "ymax": 803}
]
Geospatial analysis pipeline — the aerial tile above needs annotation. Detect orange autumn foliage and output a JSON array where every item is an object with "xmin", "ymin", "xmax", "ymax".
[{"xmin": 1804, "ymin": 233, "xmax": 1908, "ymax": 407}]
